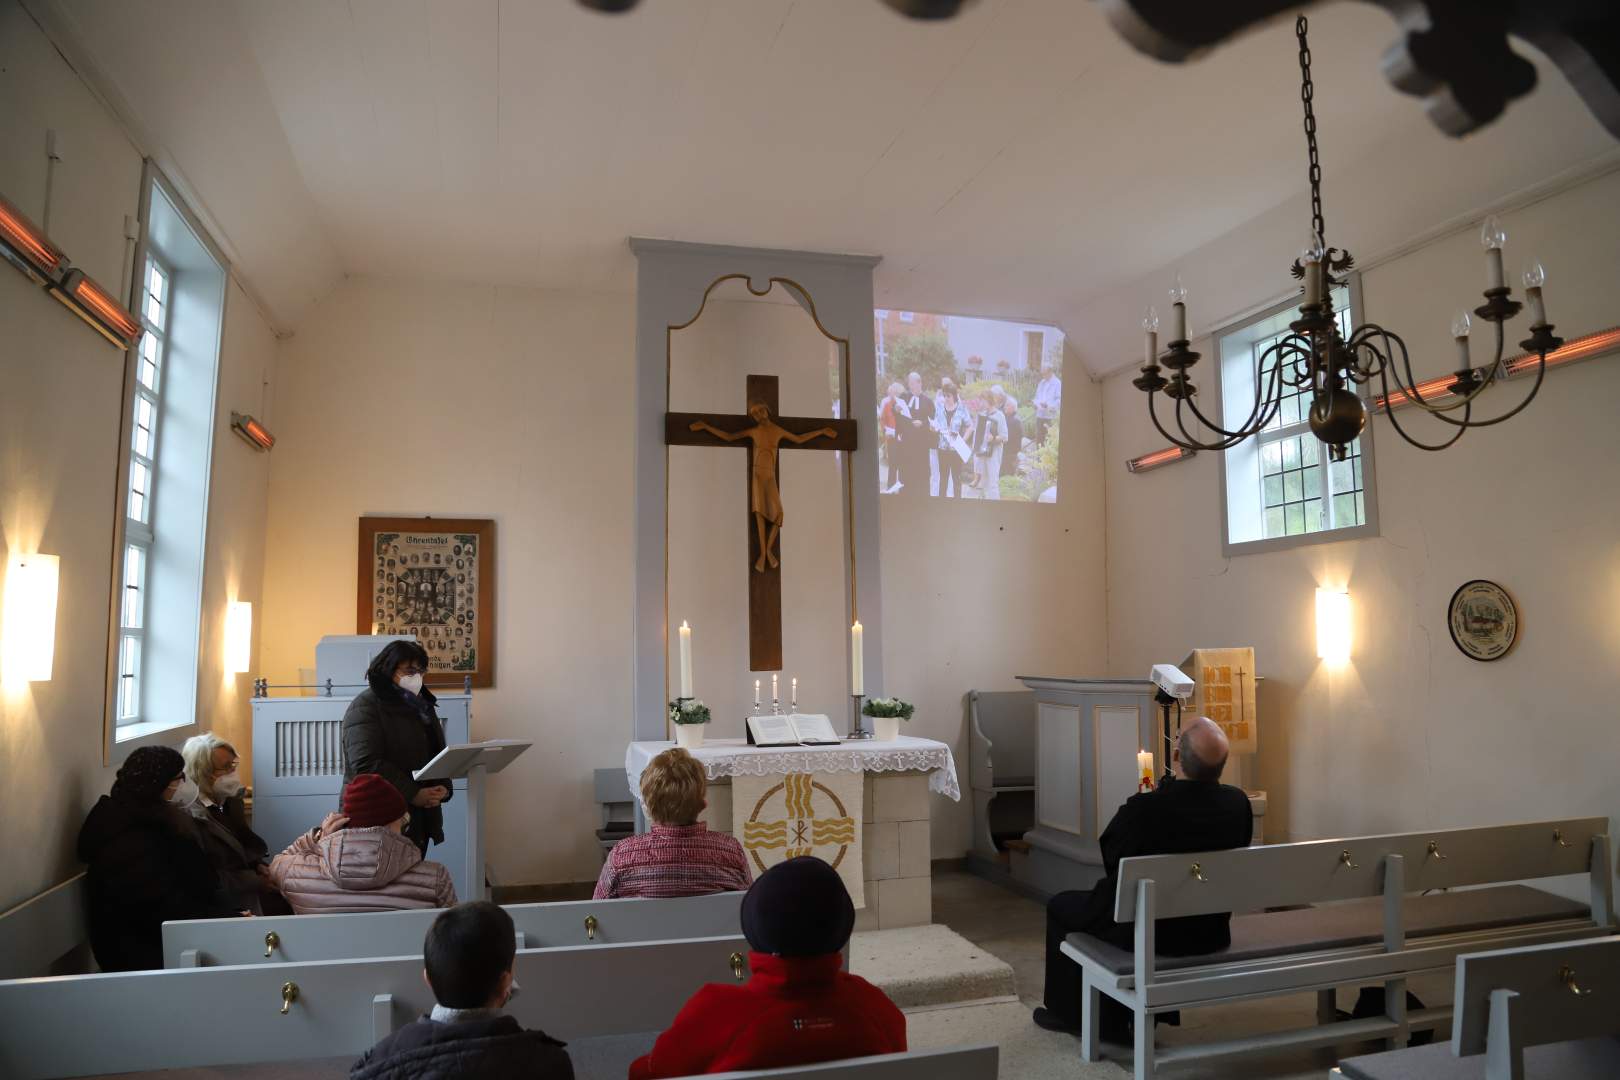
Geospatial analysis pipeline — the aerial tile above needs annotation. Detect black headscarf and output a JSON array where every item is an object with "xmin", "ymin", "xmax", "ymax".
[
  {"xmin": 740, "ymin": 856, "xmax": 856, "ymax": 957},
  {"xmin": 111, "ymin": 745, "xmax": 185, "ymax": 803}
]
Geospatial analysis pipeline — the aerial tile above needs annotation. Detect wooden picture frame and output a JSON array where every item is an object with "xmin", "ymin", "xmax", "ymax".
[{"xmin": 357, "ymin": 517, "xmax": 495, "ymax": 688}]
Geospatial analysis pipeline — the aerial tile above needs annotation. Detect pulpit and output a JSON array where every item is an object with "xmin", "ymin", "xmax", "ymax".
[{"xmin": 1011, "ymin": 676, "xmax": 1158, "ymax": 897}]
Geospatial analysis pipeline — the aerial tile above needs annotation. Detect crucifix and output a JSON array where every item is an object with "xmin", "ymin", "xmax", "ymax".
[{"xmin": 666, "ymin": 374, "xmax": 857, "ymax": 672}]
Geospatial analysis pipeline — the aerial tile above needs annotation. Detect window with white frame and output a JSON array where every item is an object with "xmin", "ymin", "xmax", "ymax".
[
  {"xmin": 110, "ymin": 173, "xmax": 226, "ymax": 743},
  {"xmin": 117, "ymin": 258, "xmax": 170, "ymax": 726},
  {"xmin": 1218, "ymin": 282, "xmax": 1378, "ymax": 553}
]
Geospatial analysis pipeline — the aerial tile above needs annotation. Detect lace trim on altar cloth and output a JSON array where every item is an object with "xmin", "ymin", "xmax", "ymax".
[{"xmin": 697, "ymin": 747, "xmax": 961, "ymax": 801}]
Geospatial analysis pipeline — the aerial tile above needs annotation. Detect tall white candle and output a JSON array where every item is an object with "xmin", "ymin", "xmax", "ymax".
[
  {"xmin": 771, "ymin": 672, "xmax": 778, "ymax": 702},
  {"xmin": 677, "ymin": 621, "xmax": 692, "ymax": 698},
  {"xmin": 790, "ymin": 677, "xmax": 797, "ymax": 709},
  {"xmin": 1137, "ymin": 749, "xmax": 1155, "ymax": 788},
  {"xmin": 754, "ymin": 679, "xmax": 761, "ymax": 707},
  {"xmin": 851, "ymin": 621, "xmax": 865, "ymax": 696}
]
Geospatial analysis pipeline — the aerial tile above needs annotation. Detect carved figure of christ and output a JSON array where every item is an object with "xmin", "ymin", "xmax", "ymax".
[{"xmin": 666, "ymin": 374, "xmax": 857, "ymax": 672}]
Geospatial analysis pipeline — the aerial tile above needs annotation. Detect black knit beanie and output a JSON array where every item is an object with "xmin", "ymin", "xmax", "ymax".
[
  {"xmin": 740, "ymin": 856, "xmax": 855, "ymax": 957},
  {"xmin": 112, "ymin": 745, "xmax": 185, "ymax": 802}
]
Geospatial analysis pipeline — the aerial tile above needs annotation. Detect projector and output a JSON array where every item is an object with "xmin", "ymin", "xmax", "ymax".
[{"xmin": 1149, "ymin": 663, "xmax": 1195, "ymax": 701}]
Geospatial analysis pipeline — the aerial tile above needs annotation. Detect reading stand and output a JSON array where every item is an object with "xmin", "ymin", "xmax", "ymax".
[{"xmin": 414, "ymin": 740, "xmax": 531, "ymax": 901}]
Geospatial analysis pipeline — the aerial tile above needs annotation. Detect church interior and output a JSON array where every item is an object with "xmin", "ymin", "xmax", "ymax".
[{"xmin": 2, "ymin": 0, "xmax": 1617, "ymax": 1077}]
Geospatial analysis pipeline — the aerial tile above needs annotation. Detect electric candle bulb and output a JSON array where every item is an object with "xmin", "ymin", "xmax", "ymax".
[
  {"xmin": 1523, "ymin": 260, "xmax": 1548, "ymax": 325},
  {"xmin": 1452, "ymin": 312, "xmax": 1472, "ymax": 370},
  {"xmin": 1451, "ymin": 312, "xmax": 1472, "ymax": 339},
  {"xmin": 1142, "ymin": 306, "xmax": 1159, "ymax": 367},
  {"xmin": 1168, "ymin": 273, "xmax": 1188, "ymax": 342},
  {"xmin": 1142, "ymin": 306, "xmax": 1159, "ymax": 332},
  {"xmin": 1479, "ymin": 215, "xmax": 1506, "ymax": 250}
]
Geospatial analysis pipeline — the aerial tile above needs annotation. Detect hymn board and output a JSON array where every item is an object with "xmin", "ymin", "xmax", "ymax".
[{"xmin": 666, "ymin": 374, "xmax": 856, "ymax": 671}]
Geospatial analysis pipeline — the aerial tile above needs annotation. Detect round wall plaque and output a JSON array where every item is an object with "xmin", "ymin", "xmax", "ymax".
[{"xmin": 1447, "ymin": 580, "xmax": 1518, "ymax": 661}]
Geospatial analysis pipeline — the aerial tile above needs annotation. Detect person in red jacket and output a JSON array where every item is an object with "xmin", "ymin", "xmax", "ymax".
[{"xmin": 628, "ymin": 856, "xmax": 906, "ymax": 1078}]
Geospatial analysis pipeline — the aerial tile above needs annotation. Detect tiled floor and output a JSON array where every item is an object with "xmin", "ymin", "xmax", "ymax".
[{"xmin": 925, "ymin": 870, "xmax": 1454, "ymax": 1080}]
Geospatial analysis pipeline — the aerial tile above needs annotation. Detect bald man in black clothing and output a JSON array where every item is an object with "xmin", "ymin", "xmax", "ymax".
[{"xmin": 1034, "ymin": 716, "xmax": 1252, "ymax": 1039}]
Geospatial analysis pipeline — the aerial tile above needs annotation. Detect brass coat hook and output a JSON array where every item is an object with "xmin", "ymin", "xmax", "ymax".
[
  {"xmin": 1339, "ymin": 850, "xmax": 1359, "ymax": 870},
  {"xmin": 1426, "ymin": 841, "xmax": 1447, "ymax": 861},
  {"xmin": 1190, "ymin": 862, "xmax": 1209, "ymax": 883},
  {"xmin": 1560, "ymin": 966, "xmax": 1593, "ymax": 996},
  {"xmin": 584, "ymin": 915, "xmax": 598, "ymax": 941},
  {"xmin": 264, "ymin": 930, "xmax": 280, "ymax": 957},
  {"xmin": 730, "ymin": 952, "xmax": 747, "ymax": 980},
  {"xmin": 1554, "ymin": 828, "xmax": 1573, "ymax": 848},
  {"xmin": 280, "ymin": 981, "xmax": 299, "ymax": 1015}
]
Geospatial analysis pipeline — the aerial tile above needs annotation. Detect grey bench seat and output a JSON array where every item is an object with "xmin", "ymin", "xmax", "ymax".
[
  {"xmin": 1067, "ymin": 884, "xmax": 1588, "ymax": 976},
  {"xmin": 1338, "ymin": 1035, "xmax": 1620, "ymax": 1080}
]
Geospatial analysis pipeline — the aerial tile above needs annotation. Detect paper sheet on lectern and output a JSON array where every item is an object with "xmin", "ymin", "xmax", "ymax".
[
  {"xmin": 1184, "ymin": 647, "xmax": 1258, "ymax": 753},
  {"xmin": 733, "ymin": 771, "xmax": 864, "ymax": 908}
]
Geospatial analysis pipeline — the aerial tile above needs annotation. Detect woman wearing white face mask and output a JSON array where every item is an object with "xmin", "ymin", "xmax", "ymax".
[
  {"xmin": 77, "ymin": 746, "xmax": 242, "ymax": 970},
  {"xmin": 342, "ymin": 640, "xmax": 452, "ymax": 856},
  {"xmin": 180, "ymin": 733, "xmax": 287, "ymax": 915}
]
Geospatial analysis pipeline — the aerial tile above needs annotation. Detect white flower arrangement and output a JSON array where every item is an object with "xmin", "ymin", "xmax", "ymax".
[{"xmin": 668, "ymin": 698, "xmax": 712, "ymax": 726}]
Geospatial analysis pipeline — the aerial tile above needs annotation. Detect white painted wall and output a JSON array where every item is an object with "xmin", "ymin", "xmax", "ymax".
[
  {"xmin": 1102, "ymin": 170, "xmax": 1620, "ymax": 874},
  {"xmin": 0, "ymin": 2, "xmax": 279, "ymax": 913},
  {"xmin": 262, "ymin": 276, "xmax": 1111, "ymax": 881}
]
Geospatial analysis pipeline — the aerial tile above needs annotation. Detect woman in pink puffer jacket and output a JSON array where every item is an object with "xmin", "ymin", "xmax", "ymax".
[{"xmin": 269, "ymin": 773, "xmax": 455, "ymax": 915}]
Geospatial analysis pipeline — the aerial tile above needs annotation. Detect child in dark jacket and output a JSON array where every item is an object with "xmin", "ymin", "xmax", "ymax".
[
  {"xmin": 350, "ymin": 901, "xmax": 573, "ymax": 1080},
  {"xmin": 629, "ymin": 856, "xmax": 906, "ymax": 1078}
]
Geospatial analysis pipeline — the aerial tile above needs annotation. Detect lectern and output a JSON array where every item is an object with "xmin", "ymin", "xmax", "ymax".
[
  {"xmin": 415, "ymin": 740, "xmax": 531, "ymax": 902},
  {"xmin": 1012, "ymin": 676, "xmax": 1157, "ymax": 897}
]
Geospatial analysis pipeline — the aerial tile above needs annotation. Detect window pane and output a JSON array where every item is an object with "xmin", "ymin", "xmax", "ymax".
[
  {"xmin": 1304, "ymin": 498, "xmax": 1323, "ymax": 532},
  {"xmin": 1303, "ymin": 464, "xmax": 1322, "ymax": 499},
  {"xmin": 1261, "ymin": 442, "xmax": 1282, "ymax": 475},
  {"xmin": 1356, "ymin": 491, "xmax": 1365, "ymax": 522},
  {"xmin": 1282, "ymin": 438, "xmax": 1298, "ymax": 470},
  {"xmin": 1264, "ymin": 507, "xmax": 1285, "ymax": 538},
  {"xmin": 133, "ymin": 395, "xmax": 155, "ymax": 457},
  {"xmin": 1299, "ymin": 439, "xmax": 1319, "ymax": 467},
  {"xmin": 122, "ymin": 546, "xmax": 144, "ymax": 628},
  {"xmin": 118, "ymin": 635, "xmax": 141, "ymax": 721},
  {"xmin": 1330, "ymin": 459, "xmax": 1353, "ymax": 493},
  {"xmin": 145, "ymin": 294, "xmax": 164, "ymax": 325},
  {"xmin": 1262, "ymin": 474, "xmax": 1283, "ymax": 505},
  {"xmin": 1285, "ymin": 503, "xmax": 1304, "ymax": 535},
  {"xmin": 1283, "ymin": 471, "xmax": 1303, "ymax": 502},
  {"xmin": 1332, "ymin": 492, "xmax": 1355, "ymax": 524}
]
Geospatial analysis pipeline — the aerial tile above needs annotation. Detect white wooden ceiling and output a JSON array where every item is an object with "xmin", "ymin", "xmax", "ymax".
[{"xmin": 40, "ymin": 0, "xmax": 1614, "ymax": 371}]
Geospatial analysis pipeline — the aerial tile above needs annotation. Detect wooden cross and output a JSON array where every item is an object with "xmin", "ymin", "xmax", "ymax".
[{"xmin": 666, "ymin": 374, "xmax": 857, "ymax": 672}]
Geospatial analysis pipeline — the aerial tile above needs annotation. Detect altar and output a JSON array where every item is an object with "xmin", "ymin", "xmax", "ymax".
[{"xmin": 626, "ymin": 736, "xmax": 959, "ymax": 930}]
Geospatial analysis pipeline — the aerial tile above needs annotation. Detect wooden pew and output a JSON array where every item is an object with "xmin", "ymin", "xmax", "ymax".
[
  {"xmin": 0, "ymin": 873, "xmax": 89, "ymax": 979},
  {"xmin": 1334, "ymin": 937, "xmax": 1620, "ymax": 1080},
  {"xmin": 1059, "ymin": 817, "xmax": 1615, "ymax": 1080},
  {"xmin": 163, "ymin": 890, "xmax": 743, "ymax": 967},
  {"xmin": 0, "ymin": 934, "xmax": 747, "ymax": 1079},
  {"xmin": 89, "ymin": 1044, "xmax": 1002, "ymax": 1080},
  {"xmin": 966, "ymin": 689, "xmax": 1036, "ymax": 867}
]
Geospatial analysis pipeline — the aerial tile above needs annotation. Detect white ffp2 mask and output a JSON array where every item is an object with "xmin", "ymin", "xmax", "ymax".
[{"xmin": 398, "ymin": 673, "xmax": 425, "ymax": 695}]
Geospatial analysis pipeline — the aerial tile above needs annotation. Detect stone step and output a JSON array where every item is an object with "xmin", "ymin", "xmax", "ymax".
[{"xmin": 850, "ymin": 923, "xmax": 1017, "ymax": 1009}]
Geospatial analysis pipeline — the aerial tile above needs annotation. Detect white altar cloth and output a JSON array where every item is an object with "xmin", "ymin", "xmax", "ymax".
[{"xmin": 625, "ymin": 735, "xmax": 961, "ymax": 806}]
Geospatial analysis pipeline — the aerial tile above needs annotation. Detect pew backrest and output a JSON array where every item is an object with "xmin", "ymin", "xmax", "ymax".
[
  {"xmin": 164, "ymin": 889, "xmax": 744, "ymax": 966},
  {"xmin": 0, "ymin": 933, "xmax": 749, "ymax": 1080},
  {"xmin": 967, "ymin": 690, "xmax": 1036, "ymax": 792},
  {"xmin": 0, "ymin": 874, "xmax": 87, "ymax": 979},
  {"xmin": 707, "ymin": 1045, "xmax": 999, "ymax": 1079},
  {"xmin": 1112, "ymin": 817, "xmax": 1613, "ymax": 923},
  {"xmin": 1451, "ymin": 935, "xmax": 1620, "ymax": 1057}
]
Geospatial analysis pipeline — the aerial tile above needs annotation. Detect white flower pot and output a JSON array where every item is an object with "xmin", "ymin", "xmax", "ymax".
[
  {"xmin": 872, "ymin": 716, "xmax": 901, "ymax": 742},
  {"xmin": 675, "ymin": 723, "xmax": 706, "ymax": 749}
]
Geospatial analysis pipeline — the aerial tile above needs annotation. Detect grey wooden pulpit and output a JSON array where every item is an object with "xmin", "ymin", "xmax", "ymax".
[{"xmin": 1012, "ymin": 676, "xmax": 1157, "ymax": 897}]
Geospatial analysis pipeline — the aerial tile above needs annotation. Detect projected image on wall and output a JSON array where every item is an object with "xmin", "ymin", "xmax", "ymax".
[{"xmin": 872, "ymin": 310, "xmax": 1064, "ymax": 503}]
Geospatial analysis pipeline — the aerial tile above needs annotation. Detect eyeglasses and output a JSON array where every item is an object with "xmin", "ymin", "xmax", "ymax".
[{"xmin": 214, "ymin": 759, "xmax": 240, "ymax": 775}]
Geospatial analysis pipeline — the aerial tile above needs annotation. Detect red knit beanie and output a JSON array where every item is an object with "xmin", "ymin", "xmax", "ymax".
[{"xmin": 342, "ymin": 773, "xmax": 408, "ymax": 829}]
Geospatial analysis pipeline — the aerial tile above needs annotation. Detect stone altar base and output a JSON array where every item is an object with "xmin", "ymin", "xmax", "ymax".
[{"xmin": 701, "ymin": 769, "xmax": 934, "ymax": 930}]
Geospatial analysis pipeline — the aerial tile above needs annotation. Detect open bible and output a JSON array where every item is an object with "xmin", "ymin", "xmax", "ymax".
[{"xmin": 746, "ymin": 713, "xmax": 842, "ymax": 746}]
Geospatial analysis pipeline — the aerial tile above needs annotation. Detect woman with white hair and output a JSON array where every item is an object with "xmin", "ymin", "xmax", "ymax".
[{"xmin": 180, "ymin": 733, "xmax": 286, "ymax": 915}]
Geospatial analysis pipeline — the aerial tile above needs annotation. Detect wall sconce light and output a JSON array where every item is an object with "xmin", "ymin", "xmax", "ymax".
[
  {"xmin": 51, "ymin": 269, "xmax": 142, "ymax": 349},
  {"xmin": 230, "ymin": 412, "xmax": 276, "ymax": 451},
  {"xmin": 225, "ymin": 600, "xmax": 253, "ymax": 675},
  {"xmin": 2, "ymin": 553, "xmax": 61, "ymax": 684},
  {"xmin": 1316, "ymin": 588, "xmax": 1351, "ymax": 663},
  {"xmin": 0, "ymin": 192, "xmax": 67, "ymax": 283},
  {"xmin": 1126, "ymin": 445, "xmax": 1197, "ymax": 473}
]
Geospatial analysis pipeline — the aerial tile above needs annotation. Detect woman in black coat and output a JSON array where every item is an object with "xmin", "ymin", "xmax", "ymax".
[
  {"xmin": 342, "ymin": 639, "xmax": 452, "ymax": 855},
  {"xmin": 77, "ymin": 746, "xmax": 239, "ymax": 971}
]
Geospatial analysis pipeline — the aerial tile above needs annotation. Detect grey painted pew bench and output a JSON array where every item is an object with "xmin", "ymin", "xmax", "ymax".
[
  {"xmin": 87, "ymin": 1045, "xmax": 1002, "ymax": 1080},
  {"xmin": 1059, "ymin": 817, "xmax": 1615, "ymax": 1080},
  {"xmin": 0, "ymin": 933, "xmax": 748, "ymax": 1079},
  {"xmin": 163, "ymin": 890, "xmax": 743, "ymax": 967},
  {"xmin": 1333, "ymin": 936, "xmax": 1620, "ymax": 1080}
]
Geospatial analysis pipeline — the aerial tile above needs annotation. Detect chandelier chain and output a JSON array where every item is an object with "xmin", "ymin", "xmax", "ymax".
[{"xmin": 1297, "ymin": 15, "xmax": 1324, "ymax": 246}]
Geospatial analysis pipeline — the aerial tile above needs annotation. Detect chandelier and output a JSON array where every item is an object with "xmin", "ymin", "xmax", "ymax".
[{"xmin": 1132, "ymin": 15, "xmax": 1563, "ymax": 462}]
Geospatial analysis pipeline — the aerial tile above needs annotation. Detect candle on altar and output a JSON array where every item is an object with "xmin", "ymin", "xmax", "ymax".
[
  {"xmin": 771, "ymin": 673, "xmax": 779, "ymax": 702},
  {"xmin": 677, "ymin": 621, "xmax": 693, "ymax": 699},
  {"xmin": 1137, "ymin": 749, "xmax": 1155, "ymax": 790},
  {"xmin": 790, "ymin": 677, "xmax": 797, "ymax": 710},
  {"xmin": 851, "ymin": 621, "xmax": 865, "ymax": 695},
  {"xmin": 754, "ymin": 679, "xmax": 761, "ymax": 707}
]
